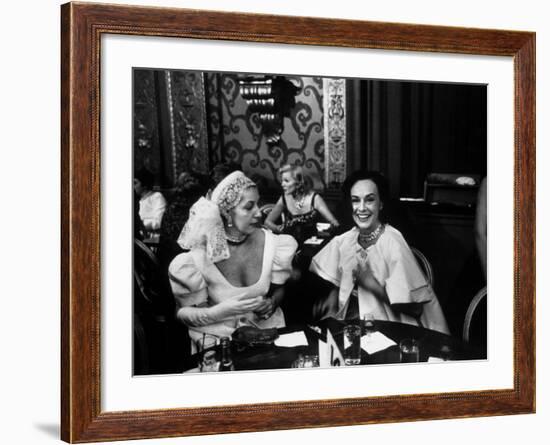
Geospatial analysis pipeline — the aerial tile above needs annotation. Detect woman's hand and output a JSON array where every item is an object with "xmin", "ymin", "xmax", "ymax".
[
  {"xmin": 253, "ymin": 296, "xmax": 275, "ymax": 320},
  {"xmin": 353, "ymin": 259, "xmax": 379, "ymax": 292},
  {"xmin": 353, "ymin": 258, "xmax": 389, "ymax": 304},
  {"xmin": 214, "ymin": 293, "xmax": 264, "ymax": 318}
]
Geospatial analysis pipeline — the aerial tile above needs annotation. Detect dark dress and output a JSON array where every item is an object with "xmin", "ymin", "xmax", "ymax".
[{"xmin": 281, "ymin": 193, "xmax": 319, "ymax": 245}]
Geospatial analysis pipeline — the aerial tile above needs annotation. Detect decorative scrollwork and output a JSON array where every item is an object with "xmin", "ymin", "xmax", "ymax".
[
  {"xmin": 303, "ymin": 84, "xmax": 324, "ymax": 112},
  {"xmin": 205, "ymin": 74, "xmax": 327, "ymax": 189},
  {"xmin": 221, "ymin": 75, "xmax": 240, "ymax": 108},
  {"xmin": 323, "ymin": 78, "xmax": 347, "ymax": 189},
  {"xmin": 169, "ymin": 71, "xmax": 210, "ymax": 176}
]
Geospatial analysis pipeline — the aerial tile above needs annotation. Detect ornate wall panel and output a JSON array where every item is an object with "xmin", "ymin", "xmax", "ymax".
[
  {"xmin": 206, "ymin": 73, "xmax": 326, "ymax": 190},
  {"xmin": 168, "ymin": 71, "xmax": 210, "ymax": 178},
  {"xmin": 133, "ymin": 70, "xmax": 160, "ymax": 175},
  {"xmin": 204, "ymin": 74, "xmax": 223, "ymax": 166},
  {"xmin": 323, "ymin": 78, "xmax": 347, "ymax": 189}
]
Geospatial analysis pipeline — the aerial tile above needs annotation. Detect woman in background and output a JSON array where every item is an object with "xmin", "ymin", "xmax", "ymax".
[
  {"xmin": 309, "ymin": 170, "xmax": 449, "ymax": 334},
  {"xmin": 265, "ymin": 164, "xmax": 340, "ymax": 244},
  {"xmin": 169, "ymin": 171, "xmax": 298, "ymax": 352},
  {"xmin": 133, "ymin": 167, "xmax": 167, "ymax": 232}
]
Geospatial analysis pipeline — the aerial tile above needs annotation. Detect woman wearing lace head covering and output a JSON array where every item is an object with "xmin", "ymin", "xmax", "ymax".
[{"xmin": 169, "ymin": 171, "xmax": 298, "ymax": 352}]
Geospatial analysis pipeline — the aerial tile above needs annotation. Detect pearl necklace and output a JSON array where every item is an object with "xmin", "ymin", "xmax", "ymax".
[
  {"xmin": 225, "ymin": 232, "xmax": 249, "ymax": 245},
  {"xmin": 358, "ymin": 224, "xmax": 384, "ymax": 247}
]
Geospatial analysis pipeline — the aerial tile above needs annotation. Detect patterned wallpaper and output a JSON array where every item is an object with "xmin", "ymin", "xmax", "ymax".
[{"xmin": 205, "ymin": 73, "xmax": 326, "ymax": 190}]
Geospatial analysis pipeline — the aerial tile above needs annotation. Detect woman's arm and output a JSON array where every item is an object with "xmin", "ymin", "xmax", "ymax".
[
  {"xmin": 312, "ymin": 285, "xmax": 339, "ymax": 320},
  {"xmin": 253, "ymin": 283, "xmax": 285, "ymax": 319},
  {"xmin": 314, "ymin": 194, "xmax": 340, "ymax": 228},
  {"xmin": 354, "ymin": 263, "xmax": 423, "ymax": 317},
  {"xmin": 354, "ymin": 260, "xmax": 390, "ymax": 305},
  {"xmin": 264, "ymin": 197, "xmax": 285, "ymax": 233},
  {"xmin": 175, "ymin": 292, "xmax": 263, "ymax": 327}
]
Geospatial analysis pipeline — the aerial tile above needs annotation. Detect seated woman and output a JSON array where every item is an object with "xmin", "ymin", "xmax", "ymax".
[
  {"xmin": 134, "ymin": 167, "xmax": 167, "ymax": 232},
  {"xmin": 169, "ymin": 171, "xmax": 298, "ymax": 352},
  {"xmin": 264, "ymin": 164, "xmax": 340, "ymax": 245},
  {"xmin": 309, "ymin": 170, "xmax": 449, "ymax": 334}
]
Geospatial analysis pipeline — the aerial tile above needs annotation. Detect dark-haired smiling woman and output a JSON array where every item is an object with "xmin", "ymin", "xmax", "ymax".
[{"xmin": 309, "ymin": 170, "xmax": 449, "ymax": 334}]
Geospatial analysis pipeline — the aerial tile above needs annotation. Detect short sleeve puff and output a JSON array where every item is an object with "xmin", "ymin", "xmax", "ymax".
[
  {"xmin": 309, "ymin": 234, "xmax": 344, "ymax": 287},
  {"xmin": 168, "ymin": 251, "xmax": 207, "ymax": 306},
  {"xmin": 271, "ymin": 234, "xmax": 298, "ymax": 284},
  {"xmin": 382, "ymin": 230, "xmax": 432, "ymax": 305}
]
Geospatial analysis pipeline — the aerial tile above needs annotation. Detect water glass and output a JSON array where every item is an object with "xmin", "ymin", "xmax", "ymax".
[
  {"xmin": 439, "ymin": 344, "xmax": 453, "ymax": 361},
  {"xmin": 343, "ymin": 324, "xmax": 362, "ymax": 365},
  {"xmin": 199, "ymin": 334, "xmax": 219, "ymax": 372},
  {"xmin": 362, "ymin": 313, "xmax": 376, "ymax": 337},
  {"xmin": 399, "ymin": 338, "xmax": 420, "ymax": 363},
  {"xmin": 302, "ymin": 355, "xmax": 319, "ymax": 368},
  {"xmin": 292, "ymin": 354, "xmax": 320, "ymax": 368}
]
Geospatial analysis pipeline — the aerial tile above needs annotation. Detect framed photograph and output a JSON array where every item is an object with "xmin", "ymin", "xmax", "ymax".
[{"xmin": 61, "ymin": 2, "xmax": 535, "ymax": 442}]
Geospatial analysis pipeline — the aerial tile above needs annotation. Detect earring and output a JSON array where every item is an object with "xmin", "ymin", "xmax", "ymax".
[{"xmin": 227, "ymin": 220, "xmax": 233, "ymax": 228}]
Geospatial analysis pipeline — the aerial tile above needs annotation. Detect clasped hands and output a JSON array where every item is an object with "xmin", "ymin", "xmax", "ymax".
[
  {"xmin": 352, "ymin": 255, "xmax": 423, "ymax": 317},
  {"xmin": 217, "ymin": 292, "xmax": 275, "ymax": 320},
  {"xmin": 353, "ymin": 255, "xmax": 382, "ymax": 293}
]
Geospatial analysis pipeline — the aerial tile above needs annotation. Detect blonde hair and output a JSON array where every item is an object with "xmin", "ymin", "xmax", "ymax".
[{"xmin": 277, "ymin": 164, "xmax": 310, "ymax": 195}]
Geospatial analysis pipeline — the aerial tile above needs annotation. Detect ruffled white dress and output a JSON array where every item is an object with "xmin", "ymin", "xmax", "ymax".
[
  {"xmin": 310, "ymin": 225, "xmax": 449, "ymax": 334},
  {"xmin": 169, "ymin": 229, "xmax": 298, "ymax": 351}
]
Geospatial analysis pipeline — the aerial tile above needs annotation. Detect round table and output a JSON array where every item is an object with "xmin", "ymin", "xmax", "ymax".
[{"xmin": 185, "ymin": 317, "xmax": 485, "ymax": 372}]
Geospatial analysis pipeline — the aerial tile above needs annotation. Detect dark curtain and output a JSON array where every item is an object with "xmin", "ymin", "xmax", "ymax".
[{"xmin": 347, "ymin": 79, "xmax": 487, "ymax": 198}]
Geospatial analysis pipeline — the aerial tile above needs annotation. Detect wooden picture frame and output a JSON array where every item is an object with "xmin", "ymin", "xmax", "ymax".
[{"xmin": 61, "ymin": 2, "xmax": 535, "ymax": 442}]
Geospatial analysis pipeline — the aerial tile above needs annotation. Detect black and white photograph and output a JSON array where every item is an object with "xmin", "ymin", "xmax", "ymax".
[{"xmin": 133, "ymin": 68, "xmax": 488, "ymax": 375}]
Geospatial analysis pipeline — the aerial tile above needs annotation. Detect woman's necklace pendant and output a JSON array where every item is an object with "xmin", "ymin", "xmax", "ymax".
[{"xmin": 294, "ymin": 193, "xmax": 306, "ymax": 210}]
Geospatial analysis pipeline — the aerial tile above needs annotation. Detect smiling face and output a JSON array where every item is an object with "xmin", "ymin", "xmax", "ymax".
[
  {"xmin": 350, "ymin": 179, "xmax": 383, "ymax": 232},
  {"xmin": 227, "ymin": 187, "xmax": 261, "ymax": 235}
]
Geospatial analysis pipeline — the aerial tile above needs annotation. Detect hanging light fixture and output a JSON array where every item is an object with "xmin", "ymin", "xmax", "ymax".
[{"xmin": 238, "ymin": 76, "xmax": 300, "ymax": 145}]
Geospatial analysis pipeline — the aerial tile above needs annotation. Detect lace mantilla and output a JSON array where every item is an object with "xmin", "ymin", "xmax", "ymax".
[
  {"xmin": 177, "ymin": 171, "xmax": 257, "ymax": 262},
  {"xmin": 212, "ymin": 171, "xmax": 256, "ymax": 215}
]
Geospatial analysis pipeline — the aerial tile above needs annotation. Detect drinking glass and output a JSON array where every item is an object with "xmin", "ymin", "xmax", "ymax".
[
  {"xmin": 343, "ymin": 324, "xmax": 362, "ymax": 365},
  {"xmin": 292, "ymin": 354, "xmax": 305, "ymax": 368},
  {"xmin": 399, "ymin": 338, "xmax": 420, "ymax": 363},
  {"xmin": 199, "ymin": 334, "xmax": 219, "ymax": 372},
  {"xmin": 362, "ymin": 313, "xmax": 376, "ymax": 337},
  {"xmin": 439, "ymin": 344, "xmax": 453, "ymax": 361},
  {"xmin": 302, "ymin": 355, "xmax": 319, "ymax": 368}
]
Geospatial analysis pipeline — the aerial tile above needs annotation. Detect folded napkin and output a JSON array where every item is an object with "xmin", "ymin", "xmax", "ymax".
[
  {"xmin": 427, "ymin": 356, "xmax": 445, "ymax": 363},
  {"xmin": 275, "ymin": 331, "xmax": 309, "ymax": 347},
  {"xmin": 304, "ymin": 236, "xmax": 324, "ymax": 245},
  {"xmin": 361, "ymin": 332, "xmax": 397, "ymax": 354}
]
